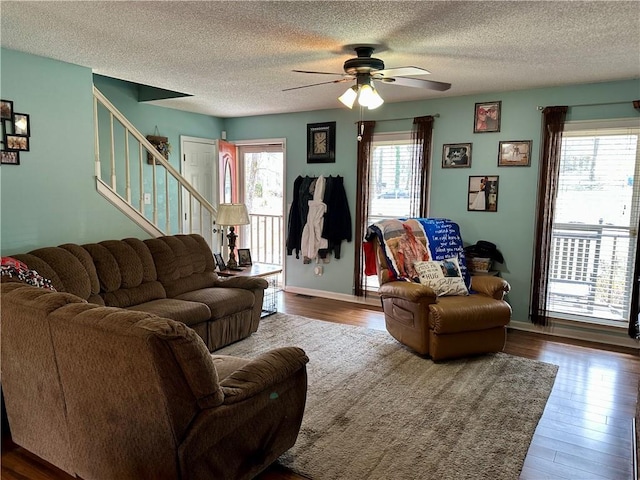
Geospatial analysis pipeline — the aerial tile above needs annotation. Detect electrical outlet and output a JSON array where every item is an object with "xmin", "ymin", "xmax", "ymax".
[
  {"xmin": 144, "ymin": 193, "xmax": 151, "ymax": 204},
  {"xmin": 314, "ymin": 265, "xmax": 323, "ymax": 276}
]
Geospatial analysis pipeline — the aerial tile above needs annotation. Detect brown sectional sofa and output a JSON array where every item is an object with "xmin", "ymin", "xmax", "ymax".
[
  {"xmin": 1, "ymin": 281, "xmax": 309, "ymax": 480},
  {"xmin": 9, "ymin": 233, "xmax": 268, "ymax": 351}
]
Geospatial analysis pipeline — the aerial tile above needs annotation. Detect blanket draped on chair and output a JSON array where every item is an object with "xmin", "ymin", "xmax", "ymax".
[{"xmin": 367, "ymin": 218, "xmax": 471, "ymax": 289}]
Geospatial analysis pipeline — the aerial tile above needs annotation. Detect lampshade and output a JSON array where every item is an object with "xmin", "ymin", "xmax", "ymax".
[
  {"xmin": 338, "ymin": 86, "xmax": 358, "ymax": 108},
  {"xmin": 363, "ymin": 86, "xmax": 384, "ymax": 109},
  {"xmin": 216, "ymin": 203, "xmax": 250, "ymax": 226},
  {"xmin": 338, "ymin": 84, "xmax": 384, "ymax": 110}
]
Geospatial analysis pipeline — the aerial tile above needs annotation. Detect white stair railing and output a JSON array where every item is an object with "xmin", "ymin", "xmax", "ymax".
[{"xmin": 92, "ymin": 86, "xmax": 217, "ymax": 247}]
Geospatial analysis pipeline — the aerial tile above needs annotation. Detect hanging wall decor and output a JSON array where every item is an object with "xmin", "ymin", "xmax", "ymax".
[
  {"xmin": 473, "ymin": 101, "xmax": 501, "ymax": 133},
  {"xmin": 1, "ymin": 99, "xmax": 31, "ymax": 166},
  {"xmin": 468, "ymin": 175, "xmax": 499, "ymax": 212},
  {"xmin": 498, "ymin": 140, "xmax": 532, "ymax": 167},
  {"xmin": 442, "ymin": 143, "xmax": 472, "ymax": 168},
  {"xmin": 307, "ymin": 122, "xmax": 336, "ymax": 163},
  {"xmin": 146, "ymin": 126, "xmax": 172, "ymax": 164}
]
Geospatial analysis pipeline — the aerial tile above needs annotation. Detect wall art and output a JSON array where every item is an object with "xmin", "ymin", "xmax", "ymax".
[
  {"xmin": 5, "ymin": 134, "xmax": 29, "ymax": 151},
  {"xmin": 442, "ymin": 143, "xmax": 472, "ymax": 168},
  {"xmin": 498, "ymin": 140, "xmax": 532, "ymax": 166},
  {"xmin": 468, "ymin": 175, "xmax": 499, "ymax": 212},
  {"xmin": 307, "ymin": 122, "xmax": 336, "ymax": 163},
  {"xmin": 13, "ymin": 113, "xmax": 30, "ymax": 136},
  {"xmin": 0, "ymin": 150, "xmax": 20, "ymax": 165},
  {"xmin": 474, "ymin": 101, "xmax": 501, "ymax": 133},
  {"xmin": 0, "ymin": 100, "xmax": 13, "ymax": 121}
]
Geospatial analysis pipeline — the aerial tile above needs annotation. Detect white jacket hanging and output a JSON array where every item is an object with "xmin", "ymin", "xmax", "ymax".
[{"xmin": 301, "ymin": 175, "xmax": 328, "ymax": 262}]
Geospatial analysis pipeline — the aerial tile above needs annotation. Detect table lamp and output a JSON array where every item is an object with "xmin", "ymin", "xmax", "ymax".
[{"xmin": 216, "ymin": 203, "xmax": 250, "ymax": 269}]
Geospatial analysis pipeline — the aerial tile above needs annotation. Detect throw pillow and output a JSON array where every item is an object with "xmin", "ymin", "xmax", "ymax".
[
  {"xmin": 414, "ymin": 257, "xmax": 469, "ymax": 296},
  {"xmin": 1, "ymin": 256, "xmax": 56, "ymax": 291}
]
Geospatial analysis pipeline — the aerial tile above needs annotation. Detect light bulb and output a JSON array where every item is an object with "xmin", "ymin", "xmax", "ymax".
[
  {"xmin": 367, "ymin": 87, "xmax": 384, "ymax": 109},
  {"xmin": 338, "ymin": 86, "xmax": 357, "ymax": 109},
  {"xmin": 357, "ymin": 84, "xmax": 375, "ymax": 107}
]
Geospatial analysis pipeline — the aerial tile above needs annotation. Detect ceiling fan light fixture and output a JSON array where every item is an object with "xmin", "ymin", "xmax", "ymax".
[
  {"xmin": 357, "ymin": 84, "xmax": 384, "ymax": 109},
  {"xmin": 357, "ymin": 84, "xmax": 374, "ymax": 107},
  {"xmin": 366, "ymin": 87, "xmax": 384, "ymax": 109},
  {"xmin": 338, "ymin": 86, "xmax": 358, "ymax": 109}
]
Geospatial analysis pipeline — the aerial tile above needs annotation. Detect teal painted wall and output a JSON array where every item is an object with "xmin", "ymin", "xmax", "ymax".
[
  {"xmin": 224, "ymin": 79, "xmax": 640, "ymax": 329},
  {"xmin": 0, "ymin": 49, "xmax": 223, "ymax": 253},
  {"xmin": 0, "ymin": 48, "xmax": 149, "ymax": 253}
]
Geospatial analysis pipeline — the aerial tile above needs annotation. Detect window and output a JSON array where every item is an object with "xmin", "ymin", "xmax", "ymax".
[
  {"xmin": 547, "ymin": 119, "xmax": 640, "ymax": 326},
  {"xmin": 366, "ymin": 132, "xmax": 421, "ymax": 290}
]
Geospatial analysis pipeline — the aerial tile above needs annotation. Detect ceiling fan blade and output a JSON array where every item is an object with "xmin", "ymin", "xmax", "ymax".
[
  {"xmin": 375, "ymin": 66, "xmax": 431, "ymax": 77},
  {"xmin": 292, "ymin": 69, "xmax": 345, "ymax": 76},
  {"xmin": 282, "ymin": 78, "xmax": 351, "ymax": 92},
  {"xmin": 378, "ymin": 76, "xmax": 451, "ymax": 91}
]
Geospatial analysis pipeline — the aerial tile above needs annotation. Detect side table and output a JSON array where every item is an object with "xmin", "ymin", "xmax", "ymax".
[{"xmin": 218, "ymin": 263, "xmax": 282, "ymax": 317}]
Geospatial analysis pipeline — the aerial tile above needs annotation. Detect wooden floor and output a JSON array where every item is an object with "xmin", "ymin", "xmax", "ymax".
[{"xmin": 2, "ymin": 291, "xmax": 638, "ymax": 480}]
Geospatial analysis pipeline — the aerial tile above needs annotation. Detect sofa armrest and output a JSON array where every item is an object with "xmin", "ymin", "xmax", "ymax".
[
  {"xmin": 213, "ymin": 276, "xmax": 268, "ymax": 291},
  {"xmin": 219, "ymin": 347, "xmax": 309, "ymax": 404},
  {"xmin": 378, "ymin": 281, "xmax": 438, "ymax": 303},
  {"xmin": 470, "ymin": 275, "xmax": 511, "ymax": 300}
]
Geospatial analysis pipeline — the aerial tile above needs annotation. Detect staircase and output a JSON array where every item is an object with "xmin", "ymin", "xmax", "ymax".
[{"xmin": 92, "ymin": 86, "xmax": 217, "ymax": 247}]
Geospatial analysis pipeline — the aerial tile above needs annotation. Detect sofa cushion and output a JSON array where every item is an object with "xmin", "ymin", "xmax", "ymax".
[
  {"xmin": 127, "ymin": 299, "xmax": 211, "ymax": 327},
  {"xmin": 11, "ymin": 246, "xmax": 103, "ymax": 304},
  {"xmin": 83, "ymin": 240, "xmax": 166, "ymax": 308},
  {"xmin": 145, "ymin": 234, "xmax": 218, "ymax": 298},
  {"xmin": 428, "ymin": 294, "xmax": 511, "ymax": 334},
  {"xmin": 175, "ymin": 288, "xmax": 255, "ymax": 320}
]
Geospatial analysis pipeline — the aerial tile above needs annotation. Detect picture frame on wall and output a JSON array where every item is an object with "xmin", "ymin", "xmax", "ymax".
[
  {"xmin": 468, "ymin": 175, "xmax": 499, "ymax": 212},
  {"xmin": 5, "ymin": 134, "xmax": 29, "ymax": 151},
  {"xmin": 214, "ymin": 253, "xmax": 227, "ymax": 271},
  {"xmin": 13, "ymin": 113, "xmax": 30, "ymax": 137},
  {"xmin": 473, "ymin": 101, "xmax": 501, "ymax": 133},
  {"xmin": 307, "ymin": 122, "xmax": 336, "ymax": 163},
  {"xmin": 237, "ymin": 248, "xmax": 252, "ymax": 266},
  {"xmin": 0, "ymin": 150, "xmax": 20, "ymax": 165},
  {"xmin": 0, "ymin": 100, "xmax": 13, "ymax": 121},
  {"xmin": 442, "ymin": 143, "xmax": 472, "ymax": 168},
  {"xmin": 498, "ymin": 140, "xmax": 532, "ymax": 167}
]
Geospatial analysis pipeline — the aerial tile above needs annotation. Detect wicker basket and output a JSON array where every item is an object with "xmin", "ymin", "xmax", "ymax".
[{"xmin": 468, "ymin": 257, "xmax": 492, "ymax": 273}]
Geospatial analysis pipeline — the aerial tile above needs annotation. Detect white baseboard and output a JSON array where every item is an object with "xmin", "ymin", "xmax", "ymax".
[
  {"xmin": 509, "ymin": 319, "xmax": 639, "ymax": 350},
  {"xmin": 282, "ymin": 286, "xmax": 639, "ymax": 350},
  {"xmin": 283, "ymin": 286, "xmax": 382, "ymax": 308}
]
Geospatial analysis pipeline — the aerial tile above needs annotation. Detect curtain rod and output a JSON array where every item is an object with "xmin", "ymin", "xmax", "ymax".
[
  {"xmin": 354, "ymin": 113, "xmax": 440, "ymax": 124},
  {"xmin": 536, "ymin": 101, "xmax": 631, "ymax": 111}
]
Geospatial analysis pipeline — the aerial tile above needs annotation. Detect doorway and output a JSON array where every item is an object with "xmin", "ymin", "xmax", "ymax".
[
  {"xmin": 180, "ymin": 136, "xmax": 218, "ymax": 249},
  {"xmin": 236, "ymin": 140, "xmax": 285, "ymax": 266}
]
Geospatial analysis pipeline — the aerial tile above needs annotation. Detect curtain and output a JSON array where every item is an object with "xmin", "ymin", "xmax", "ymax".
[
  {"xmin": 530, "ymin": 106, "xmax": 568, "ymax": 326},
  {"xmin": 410, "ymin": 116, "xmax": 435, "ymax": 216},
  {"xmin": 629, "ymin": 100, "xmax": 640, "ymax": 338},
  {"xmin": 353, "ymin": 120, "xmax": 376, "ymax": 297}
]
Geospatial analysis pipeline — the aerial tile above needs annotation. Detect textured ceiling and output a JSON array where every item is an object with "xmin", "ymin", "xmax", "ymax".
[{"xmin": 1, "ymin": 1, "xmax": 639, "ymax": 118}]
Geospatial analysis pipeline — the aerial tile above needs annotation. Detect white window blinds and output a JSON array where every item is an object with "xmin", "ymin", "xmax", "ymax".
[
  {"xmin": 368, "ymin": 133, "xmax": 419, "ymax": 222},
  {"xmin": 547, "ymin": 119, "xmax": 640, "ymax": 325}
]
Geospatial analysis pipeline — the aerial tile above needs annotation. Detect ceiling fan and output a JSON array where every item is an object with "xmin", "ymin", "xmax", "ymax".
[{"xmin": 283, "ymin": 45, "xmax": 451, "ymax": 109}]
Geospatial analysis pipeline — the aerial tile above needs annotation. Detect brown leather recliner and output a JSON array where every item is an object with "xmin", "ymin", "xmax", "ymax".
[{"xmin": 372, "ymin": 236, "xmax": 512, "ymax": 361}]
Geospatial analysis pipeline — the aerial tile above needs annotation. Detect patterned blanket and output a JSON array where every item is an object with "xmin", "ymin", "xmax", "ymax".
[{"xmin": 367, "ymin": 218, "xmax": 471, "ymax": 289}]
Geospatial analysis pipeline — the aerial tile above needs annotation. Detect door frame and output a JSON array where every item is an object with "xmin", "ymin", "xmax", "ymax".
[
  {"xmin": 180, "ymin": 135, "xmax": 218, "ymax": 247},
  {"xmin": 234, "ymin": 138, "xmax": 287, "ymax": 283}
]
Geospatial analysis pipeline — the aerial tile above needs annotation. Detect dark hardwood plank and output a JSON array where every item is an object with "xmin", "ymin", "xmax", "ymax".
[{"xmin": 2, "ymin": 291, "xmax": 638, "ymax": 480}]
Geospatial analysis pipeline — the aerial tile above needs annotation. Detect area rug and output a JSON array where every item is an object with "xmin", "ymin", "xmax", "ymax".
[{"xmin": 217, "ymin": 313, "xmax": 558, "ymax": 480}]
